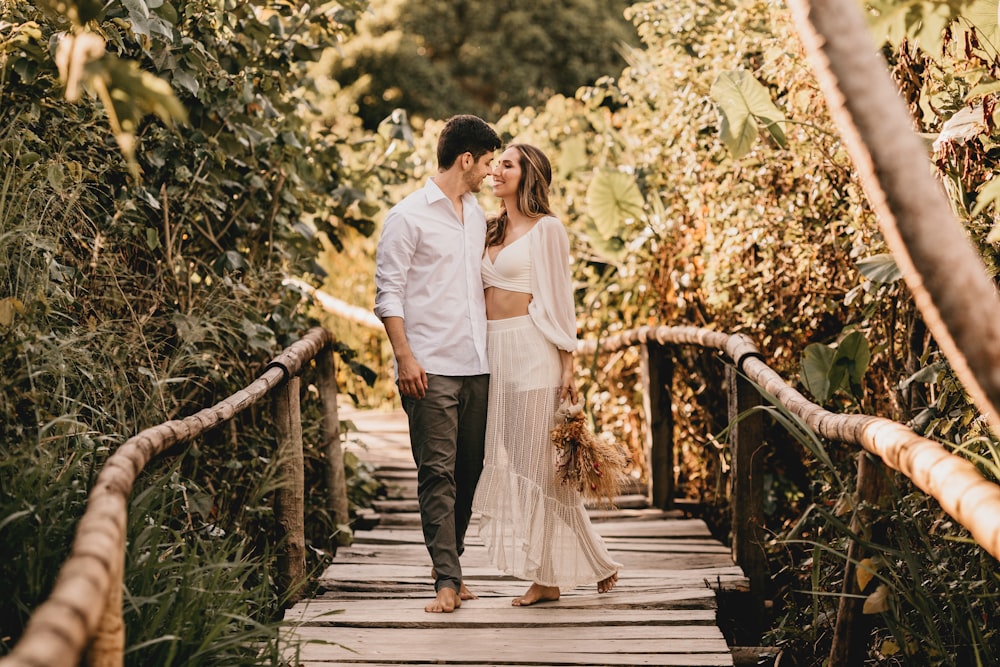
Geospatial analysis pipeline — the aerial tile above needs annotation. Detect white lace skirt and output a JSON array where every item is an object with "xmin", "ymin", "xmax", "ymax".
[{"xmin": 472, "ymin": 315, "xmax": 620, "ymax": 589}]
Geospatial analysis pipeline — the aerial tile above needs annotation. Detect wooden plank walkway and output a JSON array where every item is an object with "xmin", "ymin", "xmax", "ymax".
[{"xmin": 284, "ymin": 406, "xmax": 748, "ymax": 666}]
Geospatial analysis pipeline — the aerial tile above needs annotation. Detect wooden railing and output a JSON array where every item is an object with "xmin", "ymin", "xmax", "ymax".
[
  {"xmin": 0, "ymin": 327, "xmax": 346, "ymax": 667},
  {"xmin": 7, "ymin": 314, "xmax": 1000, "ymax": 667},
  {"xmin": 580, "ymin": 324, "xmax": 1000, "ymax": 666}
]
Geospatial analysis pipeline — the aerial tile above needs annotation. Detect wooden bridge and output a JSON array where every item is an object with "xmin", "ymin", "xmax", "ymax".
[
  {"xmin": 283, "ymin": 405, "xmax": 756, "ymax": 667},
  {"xmin": 4, "ymin": 323, "xmax": 1000, "ymax": 667}
]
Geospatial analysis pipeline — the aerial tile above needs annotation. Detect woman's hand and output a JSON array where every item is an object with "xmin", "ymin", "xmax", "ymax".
[
  {"xmin": 558, "ymin": 380, "xmax": 578, "ymax": 405},
  {"xmin": 558, "ymin": 351, "xmax": 577, "ymax": 404}
]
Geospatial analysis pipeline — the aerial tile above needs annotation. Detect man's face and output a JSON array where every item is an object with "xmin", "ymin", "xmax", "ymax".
[{"xmin": 464, "ymin": 151, "xmax": 495, "ymax": 193}]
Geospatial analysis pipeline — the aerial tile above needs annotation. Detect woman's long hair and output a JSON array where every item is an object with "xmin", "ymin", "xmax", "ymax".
[{"xmin": 486, "ymin": 144, "xmax": 553, "ymax": 247}]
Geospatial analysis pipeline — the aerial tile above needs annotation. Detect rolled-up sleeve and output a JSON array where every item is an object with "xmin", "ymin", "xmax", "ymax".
[
  {"xmin": 374, "ymin": 210, "xmax": 413, "ymax": 321},
  {"xmin": 528, "ymin": 216, "xmax": 578, "ymax": 352}
]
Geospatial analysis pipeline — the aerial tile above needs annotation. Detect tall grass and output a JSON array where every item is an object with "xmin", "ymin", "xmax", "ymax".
[{"xmin": 123, "ymin": 457, "xmax": 305, "ymax": 666}]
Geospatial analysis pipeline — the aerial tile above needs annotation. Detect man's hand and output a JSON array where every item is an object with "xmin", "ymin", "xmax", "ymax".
[
  {"xmin": 381, "ymin": 316, "xmax": 428, "ymax": 399},
  {"xmin": 397, "ymin": 354, "xmax": 428, "ymax": 399}
]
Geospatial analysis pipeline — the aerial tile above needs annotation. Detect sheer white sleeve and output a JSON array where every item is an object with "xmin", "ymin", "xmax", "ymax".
[{"xmin": 528, "ymin": 216, "xmax": 578, "ymax": 352}]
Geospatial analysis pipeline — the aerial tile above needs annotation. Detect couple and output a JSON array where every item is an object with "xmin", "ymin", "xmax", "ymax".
[{"xmin": 373, "ymin": 114, "xmax": 620, "ymax": 613}]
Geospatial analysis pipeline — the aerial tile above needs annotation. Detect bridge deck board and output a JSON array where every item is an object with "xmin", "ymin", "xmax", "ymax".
[{"xmin": 285, "ymin": 406, "xmax": 744, "ymax": 666}]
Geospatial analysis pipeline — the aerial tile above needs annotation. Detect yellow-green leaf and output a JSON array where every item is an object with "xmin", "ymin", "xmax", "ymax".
[
  {"xmin": 586, "ymin": 170, "xmax": 644, "ymax": 241},
  {"xmin": 879, "ymin": 639, "xmax": 900, "ymax": 656},
  {"xmin": 711, "ymin": 70, "xmax": 787, "ymax": 159},
  {"xmin": 856, "ymin": 557, "xmax": 877, "ymax": 592}
]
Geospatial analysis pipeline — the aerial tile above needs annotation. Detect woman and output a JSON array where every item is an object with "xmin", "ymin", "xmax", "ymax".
[{"xmin": 472, "ymin": 143, "xmax": 620, "ymax": 606}]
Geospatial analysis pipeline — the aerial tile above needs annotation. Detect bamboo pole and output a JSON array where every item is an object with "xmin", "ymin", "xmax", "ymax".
[
  {"xmin": 317, "ymin": 346, "xmax": 350, "ymax": 547},
  {"xmin": 787, "ymin": 0, "xmax": 1000, "ymax": 438},
  {"xmin": 727, "ymin": 364, "xmax": 767, "ymax": 614},
  {"xmin": 640, "ymin": 341, "xmax": 675, "ymax": 509},
  {"xmin": 274, "ymin": 376, "xmax": 307, "ymax": 603},
  {"xmin": 829, "ymin": 452, "xmax": 890, "ymax": 667},
  {"xmin": 85, "ymin": 516, "xmax": 125, "ymax": 667}
]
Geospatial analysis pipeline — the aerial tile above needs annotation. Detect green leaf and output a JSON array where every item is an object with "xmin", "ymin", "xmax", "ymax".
[
  {"xmin": 801, "ymin": 342, "xmax": 836, "ymax": 404},
  {"xmin": 145, "ymin": 227, "xmax": 160, "ymax": 250},
  {"xmin": 46, "ymin": 163, "xmax": 65, "ymax": 191},
  {"xmin": 347, "ymin": 360, "xmax": 378, "ymax": 387},
  {"xmin": 0, "ymin": 297, "xmax": 25, "ymax": 328},
  {"xmin": 899, "ymin": 361, "xmax": 946, "ymax": 390},
  {"xmin": 856, "ymin": 253, "xmax": 902, "ymax": 284},
  {"xmin": 121, "ymin": 0, "xmax": 151, "ymax": 38},
  {"xmin": 801, "ymin": 331, "xmax": 870, "ymax": 403},
  {"xmin": 585, "ymin": 170, "xmax": 644, "ymax": 240},
  {"xmin": 378, "ymin": 108, "xmax": 414, "ymax": 146},
  {"xmin": 241, "ymin": 319, "xmax": 276, "ymax": 352},
  {"xmin": 711, "ymin": 70, "xmax": 787, "ymax": 158},
  {"xmin": 834, "ymin": 331, "xmax": 870, "ymax": 387},
  {"xmin": 171, "ymin": 68, "xmax": 199, "ymax": 97},
  {"xmin": 954, "ymin": 0, "xmax": 1000, "ymax": 51}
]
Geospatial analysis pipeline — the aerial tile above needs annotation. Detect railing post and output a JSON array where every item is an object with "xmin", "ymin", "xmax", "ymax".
[
  {"xmin": 317, "ymin": 346, "xmax": 351, "ymax": 547},
  {"xmin": 641, "ymin": 341, "xmax": 674, "ymax": 509},
  {"xmin": 829, "ymin": 451, "xmax": 888, "ymax": 667},
  {"xmin": 726, "ymin": 364, "xmax": 767, "ymax": 614},
  {"xmin": 274, "ymin": 375, "xmax": 307, "ymax": 604}
]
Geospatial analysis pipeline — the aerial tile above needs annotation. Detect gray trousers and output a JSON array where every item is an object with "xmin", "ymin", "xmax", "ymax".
[{"xmin": 401, "ymin": 373, "xmax": 489, "ymax": 593}]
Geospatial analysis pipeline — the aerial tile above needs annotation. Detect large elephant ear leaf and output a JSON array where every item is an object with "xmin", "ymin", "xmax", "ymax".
[
  {"xmin": 711, "ymin": 70, "xmax": 787, "ymax": 158},
  {"xmin": 557, "ymin": 135, "xmax": 589, "ymax": 181},
  {"xmin": 585, "ymin": 170, "xmax": 645, "ymax": 241},
  {"xmin": 801, "ymin": 342, "xmax": 837, "ymax": 403},
  {"xmin": 833, "ymin": 330, "xmax": 871, "ymax": 388},
  {"xmin": 582, "ymin": 217, "xmax": 627, "ymax": 263}
]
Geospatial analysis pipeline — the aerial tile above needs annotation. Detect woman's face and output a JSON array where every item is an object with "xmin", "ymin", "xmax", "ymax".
[{"xmin": 491, "ymin": 147, "xmax": 523, "ymax": 199}]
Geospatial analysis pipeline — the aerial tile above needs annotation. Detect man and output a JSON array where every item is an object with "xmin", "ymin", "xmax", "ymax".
[{"xmin": 374, "ymin": 115, "xmax": 501, "ymax": 613}]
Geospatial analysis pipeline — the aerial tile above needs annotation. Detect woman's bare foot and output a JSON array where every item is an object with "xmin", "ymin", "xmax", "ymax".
[
  {"xmin": 430, "ymin": 568, "xmax": 477, "ymax": 600},
  {"xmin": 512, "ymin": 583, "xmax": 560, "ymax": 606},
  {"xmin": 425, "ymin": 587, "xmax": 461, "ymax": 613},
  {"xmin": 598, "ymin": 571, "xmax": 618, "ymax": 594}
]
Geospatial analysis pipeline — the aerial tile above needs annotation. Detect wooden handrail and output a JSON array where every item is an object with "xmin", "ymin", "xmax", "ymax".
[
  {"xmin": 0, "ymin": 327, "xmax": 344, "ymax": 667},
  {"xmin": 585, "ymin": 322, "xmax": 1000, "ymax": 664},
  {"xmin": 583, "ymin": 323, "xmax": 1000, "ymax": 560}
]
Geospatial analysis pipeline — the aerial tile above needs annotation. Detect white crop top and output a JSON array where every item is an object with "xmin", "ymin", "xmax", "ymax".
[
  {"xmin": 478, "ymin": 216, "xmax": 578, "ymax": 353},
  {"xmin": 482, "ymin": 230, "xmax": 532, "ymax": 293}
]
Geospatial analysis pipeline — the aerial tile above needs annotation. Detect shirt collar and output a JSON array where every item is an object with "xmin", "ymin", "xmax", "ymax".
[
  {"xmin": 424, "ymin": 177, "xmax": 475, "ymax": 207},
  {"xmin": 423, "ymin": 178, "xmax": 448, "ymax": 205}
]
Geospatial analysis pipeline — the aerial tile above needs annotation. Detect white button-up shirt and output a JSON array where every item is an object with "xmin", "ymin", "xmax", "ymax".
[{"xmin": 374, "ymin": 179, "xmax": 489, "ymax": 376}]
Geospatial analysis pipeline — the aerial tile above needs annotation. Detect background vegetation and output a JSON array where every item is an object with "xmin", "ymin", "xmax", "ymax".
[
  {"xmin": 322, "ymin": 0, "xmax": 640, "ymax": 129},
  {"xmin": 3, "ymin": 0, "xmax": 1000, "ymax": 664}
]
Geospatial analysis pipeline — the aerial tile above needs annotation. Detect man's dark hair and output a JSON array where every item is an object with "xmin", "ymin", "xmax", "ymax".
[{"xmin": 437, "ymin": 115, "xmax": 502, "ymax": 169}]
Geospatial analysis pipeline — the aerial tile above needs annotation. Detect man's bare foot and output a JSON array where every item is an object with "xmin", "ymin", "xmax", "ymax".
[
  {"xmin": 430, "ymin": 568, "xmax": 477, "ymax": 600},
  {"xmin": 425, "ymin": 587, "xmax": 461, "ymax": 613},
  {"xmin": 512, "ymin": 583, "xmax": 560, "ymax": 606},
  {"xmin": 598, "ymin": 571, "xmax": 618, "ymax": 594}
]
